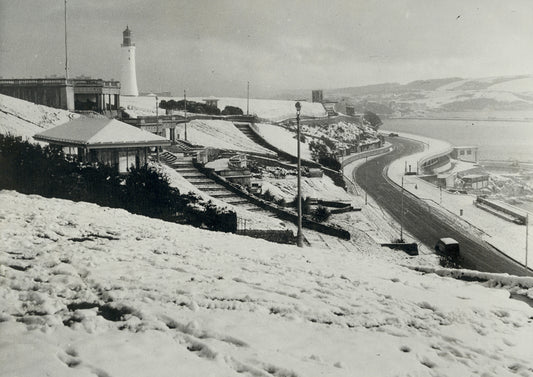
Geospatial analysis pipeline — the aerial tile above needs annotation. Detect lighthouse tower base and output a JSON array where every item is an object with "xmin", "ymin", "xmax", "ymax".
[{"xmin": 120, "ymin": 45, "xmax": 139, "ymax": 96}]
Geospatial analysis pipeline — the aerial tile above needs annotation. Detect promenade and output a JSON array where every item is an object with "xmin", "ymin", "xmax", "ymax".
[{"xmin": 386, "ymin": 131, "xmax": 532, "ymax": 269}]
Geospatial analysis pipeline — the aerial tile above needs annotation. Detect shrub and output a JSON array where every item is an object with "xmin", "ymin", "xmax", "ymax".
[
  {"xmin": 159, "ymin": 100, "xmax": 220, "ymax": 115},
  {"xmin": 0, "ymin": 134, "xmax": 236, "ymax": 231},
  {"xmin": 275, "ymin": 197, "xmax": 287, "ymax": 207},
  {"xmin": 262, "ymin": 189, "xmax": 275, "ymax": 202},
  {"xmin": 312, "ymin": 205, "xmax": 331, "ymax": 222},
  {"xmin": 291, "ymin": 196, "xmax": 311, "ymax": 215},
  {"xmin": 221, "ymin": 105, "xmax": 243, "ymax": 115},
  {"xmin": 308, "ymin": 139, "xmax": 341, "ymax": 171}
]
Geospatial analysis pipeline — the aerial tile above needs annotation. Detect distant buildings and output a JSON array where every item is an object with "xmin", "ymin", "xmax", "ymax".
[
  {"xmin": 203, "ymin": 97, "xmax": 219, "ymax": 108},
  {"xmin": 120, "ymin": 26, "xmax": 139, "ymax": 96},
  {"xmin": 0, "ymin": 77, "xmax": 121, "ymax": 116},
  {"xmin": 451, "ymin": 146, "xmax": 479, "ymax": 163},
  {"xmin": 312, "ymin": 90, "xmax": 323, "ymax": 103}
]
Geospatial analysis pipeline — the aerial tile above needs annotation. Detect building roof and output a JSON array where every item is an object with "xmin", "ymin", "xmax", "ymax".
[
  {"xmin": 439, "ymin": 237, "xmax": 458, "ymax": 245},
  {"xmin": 462, "ymin": 174, "xmax": 489, "ymax": 180},
  {"xmin": 34, "ymin": 117, "xmax": 171, "ymax": 149}
]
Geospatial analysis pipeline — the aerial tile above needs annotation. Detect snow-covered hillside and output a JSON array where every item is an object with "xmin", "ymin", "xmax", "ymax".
[
  {"xmin": 1, "ymin": 190, "xmax": 532, "ymax": 377},
  {"xmin": 327, "ymin": 75, "xmax": 533, "ymax": 119},
  {"xmin": 174, "ymin": 120, "xmax": 273, "ymax": 155},
  {"xmin": 254, "ymin": 123, "xmax": 313, "ymax": 160},
  {"xmin": 0, "ymin": 94, "xmax": 77, "ymax": 141},
  {"xmin": 121, "ymin": 96, "xmax": 327, "ymax": 122}
]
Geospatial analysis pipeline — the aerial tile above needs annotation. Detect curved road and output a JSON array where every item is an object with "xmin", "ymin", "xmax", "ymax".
[{"xmin": 353, "ymin": 137, "xmax": 532, "ymax": 277}]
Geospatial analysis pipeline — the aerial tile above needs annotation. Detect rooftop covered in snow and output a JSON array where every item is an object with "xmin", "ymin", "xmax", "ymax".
[{"xmin": 33, "ymin": 117, "xmax": 171, "ymax": 149}]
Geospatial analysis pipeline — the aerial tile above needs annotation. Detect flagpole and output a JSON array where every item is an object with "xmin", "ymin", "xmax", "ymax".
[{"xmin": 64, "ymin": 0, "xmax": 69, "ymax": 82}]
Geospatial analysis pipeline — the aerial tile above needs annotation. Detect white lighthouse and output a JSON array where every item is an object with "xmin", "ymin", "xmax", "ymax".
[{"xmin": 120, "ymin": 26, "xmax": 139, "ymax": 96}]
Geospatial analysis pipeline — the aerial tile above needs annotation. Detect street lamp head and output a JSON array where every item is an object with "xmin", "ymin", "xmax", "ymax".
[{"xmin": 295, "ymin": 101, "xmax": 301, "ymax": 112}]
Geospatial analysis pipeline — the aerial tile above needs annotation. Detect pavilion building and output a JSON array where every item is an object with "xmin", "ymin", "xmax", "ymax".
[{"xmin": 34, "ymin": 117, "xmax": 170, "ymax": 173}]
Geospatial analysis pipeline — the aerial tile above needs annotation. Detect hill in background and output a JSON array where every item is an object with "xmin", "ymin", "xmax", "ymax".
[{"xmin": 274, "ymin": 75, "xmax": 533, "ymax": 120}]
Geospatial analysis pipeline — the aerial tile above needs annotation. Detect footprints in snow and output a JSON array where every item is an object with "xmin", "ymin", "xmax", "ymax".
[{"xmin": 57, "ymin": 347, "xmax": 111, "ymax": 377}]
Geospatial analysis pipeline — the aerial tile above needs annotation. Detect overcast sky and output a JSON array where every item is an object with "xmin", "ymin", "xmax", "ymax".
[{"xmin": 1, "ymin": 0, "xmax": 532, "ymax": 97}]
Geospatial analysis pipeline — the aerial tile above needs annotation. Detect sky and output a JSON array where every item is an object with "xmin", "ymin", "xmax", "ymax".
[{"xmin": 1, "ymin": 0, "xmax": 533, "ymax": 98}]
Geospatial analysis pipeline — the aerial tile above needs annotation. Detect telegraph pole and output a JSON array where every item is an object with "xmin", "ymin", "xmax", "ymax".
[
  {"xmin": 526, "ymin": 214, "xmax": 529, "ymax": 270},
  {"xmin": 155, "ymin": 96, "xmax": 159, "ymax": 162},
  {"xmin": 64, "ymin": 0, "xmax": 69, "ymax": 82},
  {"xmin": 295, "ymin": 102, "xmax": 303, "ymax": 247}
]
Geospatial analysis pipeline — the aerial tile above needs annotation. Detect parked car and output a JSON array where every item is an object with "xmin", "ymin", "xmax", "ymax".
[
  {"xmin": 435, "ymin": 238, "xmax": 460, "ymax": 259},
  {"xmin": 388, "ymin": 132, "xmax": 399, "ymax": 137}
]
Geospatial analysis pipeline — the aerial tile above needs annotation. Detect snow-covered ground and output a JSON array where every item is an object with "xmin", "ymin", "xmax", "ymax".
[
  {"xmin": 254, "ymin": 123, "xmax": 313, "ymax": 161},
  {"xmin": 120, "ymin": 96, "xmax": 327, "ymax": 122},
  {"xmin": 1, "ymin": 190, "xmax": 533, "ymax": 377},
  {"xmin": 173, "ymin": 120, "xmax": 274, "ymax": 155},
  {"xmin": 387, "ymin": 131, "xmax": 533, "ymax": 267},
  {"xmin": 0, "ymin": 94, "xmax": 77, "ymax": 141},
  {"xmin": 260, "ymin": 175, "xmax": 353, "ymax": 203},
  {"xmin": 156, "ymin": 162, "xmax": 288, "ymax": 231}
]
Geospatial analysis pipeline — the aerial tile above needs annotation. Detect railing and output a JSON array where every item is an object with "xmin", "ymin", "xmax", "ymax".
[
  {"xmin": 0, "ymin": 78, "xmax": 120, "ymax": 87},
  {"xmin": 0, "ymin": 78, "xmax": 68, "ymax": 85}
]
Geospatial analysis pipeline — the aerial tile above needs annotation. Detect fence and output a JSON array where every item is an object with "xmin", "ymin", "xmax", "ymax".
[{"xmin": 475, "ymin": 196, "xmax": 527, "ymax": 225}]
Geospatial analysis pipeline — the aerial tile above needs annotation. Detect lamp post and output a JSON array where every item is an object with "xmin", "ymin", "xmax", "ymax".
[
  {"xmin": 365, "ymin": 155, "xmax": 368, "ymax": 205},
  {"xmin": 184, "ymin": 90, "xmax": 188, "ymax": 141},
  {"xmin": 295, "ymin": 101, "xmax": 303, "ymax": 247},
  {"xmin": 155, "ymin": 96, "xmax": 159, "ymax": 162},
  {"xmin": 526, "ymin": 214, "xmax": 529, "ymax": 270},
  {"xmin": 400, "ymin": 175, "xmax": 404, "ymax": 242}
]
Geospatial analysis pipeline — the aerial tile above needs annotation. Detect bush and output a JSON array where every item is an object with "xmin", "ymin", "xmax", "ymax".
[
  {"xmin": 221, "ymin": 105, "xmax": 243, "ymax": 115},
  {"xmin": 262, "ymin": 189, "xmax": 275, "ymax": 202},
  {"xmin": 308, "ymin": 139, "xmax": 341, "ymax": 171},
  {"xmin": 312, "ymin": 205, "xmax": 331, "ymax": 222},
  {"xmin": 363, "ymin": 111, "xmax": 382, "ymax": 130},
  {"xmin": 318, "ymin": 155, "xmax": 341, "ymax": 171},
  {"xmin": 438, "ymin": 254, "xmax": 463, "ymax": 269},
  {"xmin": 0, "ymin": 134, "xmax": 236, "ymax": 231},
  {"xmin": 159, "ymin": 100, "xmax": 220, "ymax": 115},
  {"xmin": 291, "ymin": 196, "xmax": 311, "ymax": 215}
]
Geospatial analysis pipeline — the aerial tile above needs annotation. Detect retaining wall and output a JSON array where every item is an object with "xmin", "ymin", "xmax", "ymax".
[
  {"xmin": 340, "ymin": 144, "xmax": 393, "ymax": 168},
  {"xmin": 236, "ymin": 229, "xmax": 295, "ymax": 244},
  {"xmin": 475, "ymin": 196, "xmax": 527, "ymax": 225}
]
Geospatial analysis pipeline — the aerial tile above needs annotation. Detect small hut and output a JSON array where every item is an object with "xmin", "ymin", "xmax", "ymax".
[{"xmin": 34, "ymin": 117, "xmax": 170, "ymax": 173}]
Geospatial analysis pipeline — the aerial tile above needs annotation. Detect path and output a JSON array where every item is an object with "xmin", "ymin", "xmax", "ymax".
[{"xmin": 352, "ymin": 137, "xmax": 532, "ymax": 277}]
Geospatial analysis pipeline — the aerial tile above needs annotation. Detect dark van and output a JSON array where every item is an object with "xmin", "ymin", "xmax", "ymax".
[{"xmin": 435, "ymin": 238, "xmax": 460, "ymax": 259}]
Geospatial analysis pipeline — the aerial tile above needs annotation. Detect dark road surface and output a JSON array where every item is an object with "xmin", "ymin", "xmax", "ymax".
[{"xmin": 353, "ymin": 137, "xmax": 532, "ymax": 277}]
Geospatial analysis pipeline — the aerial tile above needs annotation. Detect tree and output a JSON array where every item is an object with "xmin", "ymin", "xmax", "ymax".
[
  {"xmin": 221, "ymin": 105, "xmax": 243, "ymax": 115},
  {"xmin": 363, "ymin": 111, "xmax": 382, "ymax": 130},
  {"xmin": 308, "ymin": 140, "xmax": 341, "ymax": 172}
]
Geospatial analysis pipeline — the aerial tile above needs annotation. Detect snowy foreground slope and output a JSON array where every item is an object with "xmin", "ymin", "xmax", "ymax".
[
  {"xmin": 1, "ymin": 191, "xmax": 533, "ymax": 377},
  {"xmin": 0, "ymin": 94, "xmax": 76, "ymax": 140}
]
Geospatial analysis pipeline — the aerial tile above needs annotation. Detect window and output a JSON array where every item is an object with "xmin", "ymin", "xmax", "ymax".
[{"xmin": 119, "ymin": 149, "xmax": 139, "ymax": 173}]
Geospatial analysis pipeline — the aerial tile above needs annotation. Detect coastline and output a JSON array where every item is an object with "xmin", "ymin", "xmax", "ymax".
[{"xmin": 384, "ymin": 130, "xmax": 532, "ymax": 269}]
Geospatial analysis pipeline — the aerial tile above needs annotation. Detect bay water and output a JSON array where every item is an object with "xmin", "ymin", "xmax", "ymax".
[{"xmin": 384, "ymin": 118, "xmax": 533, "ymax": 163}]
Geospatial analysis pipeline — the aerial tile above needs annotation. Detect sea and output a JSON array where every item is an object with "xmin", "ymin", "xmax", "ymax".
[{"xmin": 383, "ymin": 118, "xmax": 533, "ymax": 163}]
